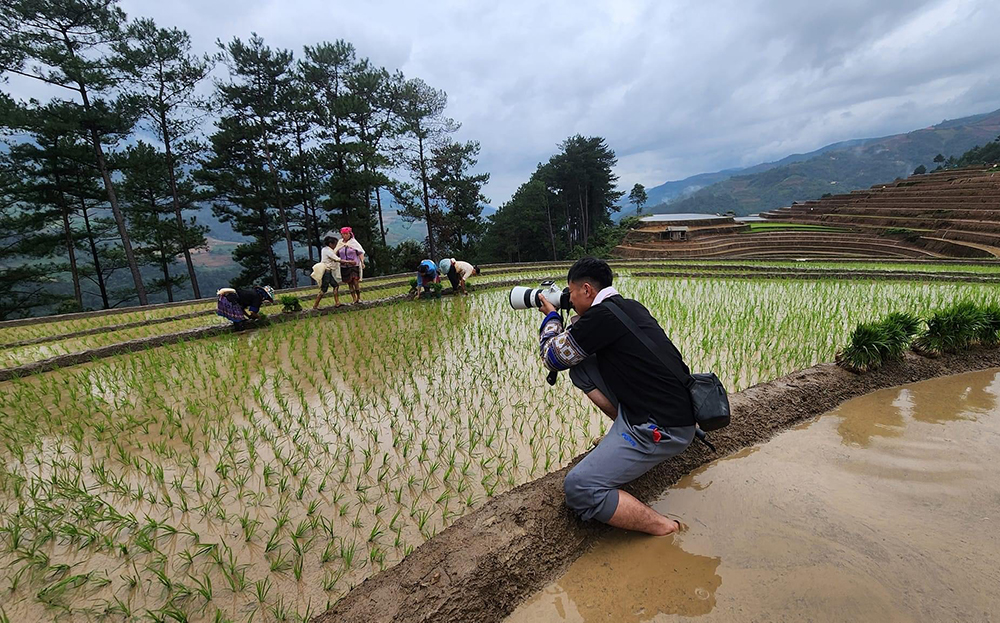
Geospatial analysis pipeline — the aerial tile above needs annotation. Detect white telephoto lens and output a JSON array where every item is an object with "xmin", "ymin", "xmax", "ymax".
[{"xmin": 508, "ymin": 286, "xmax": 540, "ymax": 310}]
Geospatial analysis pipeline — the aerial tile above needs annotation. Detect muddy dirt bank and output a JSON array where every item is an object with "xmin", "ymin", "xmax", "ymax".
[{"xmin": 315, "ymin": 347, "xmax": 1000, "ymax": 623}]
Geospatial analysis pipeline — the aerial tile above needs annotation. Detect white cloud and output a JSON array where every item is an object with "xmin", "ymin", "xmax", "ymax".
[{"xmin": 8, "ymin": 0, "xmax": 1000, "ymax": 204}]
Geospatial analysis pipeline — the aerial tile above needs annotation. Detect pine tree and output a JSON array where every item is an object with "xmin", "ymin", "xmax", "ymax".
[
  {"xmin": 540, "ymin": 135, "xmax": 623, "ymax": 252},
  {"xmin": 1, "ymin": 0, "xmax": 149, "ymax": 303},
  {"xmin": 5, "ymin": 101, "xmax": 86, "ymax": 309},
  {"xmin": 347, "ymin": 61, "xmax": 405, "ymax": 252},
  {"xmin": 299, "ymin": 41, "xmax": 370, "ymax": 242},
  {"xmin": 428, "ymin": 139, "xmax": 489, "ymax": 257},
  {"xmin": 216, "ymin": 34, "xmax": 299, "ymax": 286},
  {"xmin": 397, "ymin": 78, "xmax": 458, "ymax": 259},
  {"xmin": 284, "ymin": 78, "xmax": 322, "ymax": 263},
  {"xmin": 0, "ymin": 107, "xmax": 64, "ymax": 318},
  {"xmin": 628, "ymin": 183, "xmax": 647, "ymax": 215},
  {"xmin": 116, "ymin": 142, "xmax": 206, "ymax": 302},
  {"xmin": 196, "ymin": 113, "xmax": 288, "ymax": 288},
  {"xmin": 115, "ymin": 17, "xmax": 213, "ymax": 298}
]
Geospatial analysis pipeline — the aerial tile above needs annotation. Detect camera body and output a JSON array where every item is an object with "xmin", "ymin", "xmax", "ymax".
[{"xmin": 509, "ymin": 281, "xmax": 573, "ymax": 311}]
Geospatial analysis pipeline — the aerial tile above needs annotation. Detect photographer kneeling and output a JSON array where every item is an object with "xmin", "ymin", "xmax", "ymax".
[{"xmin": 538, "ymin": 257, "xmax": 695, "ymax": 535}]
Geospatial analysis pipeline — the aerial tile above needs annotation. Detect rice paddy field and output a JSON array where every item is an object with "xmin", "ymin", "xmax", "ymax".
[{"xmin": 1, "ymin": 261, "xmax": 998, "ymax": 622}]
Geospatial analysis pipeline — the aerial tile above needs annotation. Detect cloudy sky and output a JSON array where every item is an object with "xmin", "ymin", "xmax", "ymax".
[{"xmin": 11, "ymin": 0, "xmax": 1000, "ymax": 204}]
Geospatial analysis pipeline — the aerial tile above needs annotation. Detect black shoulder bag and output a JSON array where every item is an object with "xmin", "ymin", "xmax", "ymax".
[{"xmin": 605, "ymin": 300, "xmax": 731, "ymax": 433}]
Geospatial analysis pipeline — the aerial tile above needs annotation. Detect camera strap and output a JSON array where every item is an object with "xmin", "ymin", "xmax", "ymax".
[{"xmin": 604, "ymin": 298, "xmax": 693, "ymax": 389}]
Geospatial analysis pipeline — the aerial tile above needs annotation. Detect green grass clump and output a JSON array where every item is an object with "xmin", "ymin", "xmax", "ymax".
[
  {"xmin": 838, "ymin": 311, "xmax": 921, "ymax": 372},
  {"xmin": 912, "ymin": 300, "xmax": 993, "ymax": 356},
  {"xmin": 279, "ymin": 295, "xmax": 303, "ymax": 313}
]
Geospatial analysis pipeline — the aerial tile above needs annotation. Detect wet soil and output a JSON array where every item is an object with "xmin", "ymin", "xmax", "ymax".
[
  {"xmin": 508, "ymin": 368, "xmax": 1000, "ymax": 622},
  {"xmin": 315, "ymin": 348, "xmax": 1000, "ymax": 623}
]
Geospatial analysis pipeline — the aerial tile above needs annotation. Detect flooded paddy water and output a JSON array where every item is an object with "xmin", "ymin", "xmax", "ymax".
[
  {"xmin": 508, "ymin": 368, "xmax": 1000, "ymax": 623},
  {"xmin": 1, "ymin": 277, "xmax": 998, "ymax": 622}
]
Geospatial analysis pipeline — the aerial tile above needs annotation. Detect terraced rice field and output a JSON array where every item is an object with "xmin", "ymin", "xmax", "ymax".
[{"xmin": 0, "ymin": 263, "xmax": 998, "ymax": 622}]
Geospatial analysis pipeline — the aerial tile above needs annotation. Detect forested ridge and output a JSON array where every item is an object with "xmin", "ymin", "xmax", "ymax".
[{"xmin": 0, "ymin": 0, "xmax": 633, "ymax": 319}]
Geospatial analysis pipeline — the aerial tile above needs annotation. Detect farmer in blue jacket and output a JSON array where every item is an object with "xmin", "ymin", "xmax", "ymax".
[{"xmin": 412, "ymin": 259, "xmax": 440, "ymax": 300}]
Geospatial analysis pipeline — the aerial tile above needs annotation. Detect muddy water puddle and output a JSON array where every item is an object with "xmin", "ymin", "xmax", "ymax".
[{"xmin": 508, "ymin": 368, "xmax": 1000, "ymax": 623}]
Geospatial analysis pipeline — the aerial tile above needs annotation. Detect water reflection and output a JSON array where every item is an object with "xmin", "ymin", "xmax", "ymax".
[
  {"xmin": 508, "ymin": 368, "xmax": 1000, "ymax": 623},
  {"xmin": 835, "ymin": 370, "xmax": 1000, "ymax": 446},
  {"xmin": 514, "ymin": 532, "xmax": 721, "ymax": 622}
]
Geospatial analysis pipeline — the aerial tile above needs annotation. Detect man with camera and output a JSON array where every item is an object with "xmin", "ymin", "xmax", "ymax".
[{"xmin": 537, "ymin": 257, "xmax": 695, "ymax": 535}]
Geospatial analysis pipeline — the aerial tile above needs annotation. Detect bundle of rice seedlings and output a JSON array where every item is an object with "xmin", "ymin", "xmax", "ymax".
[
  {"xmin": 976, "ymin": 302, "xmax": 1000, "ymax": 346},
  {"xmin": 879, "ymin": 311, "xmax": 921, "ymax": 359},
  {"xmin": 912, "ymin": 300, "xmax": 985, "ymax": 357},
  {"xmin": 838, "ymin": 312, "xmax": 921, "ymax": 372},
  {"xmin": 837, "ymin": 322, "xmax": 890, "ymax": 373}
]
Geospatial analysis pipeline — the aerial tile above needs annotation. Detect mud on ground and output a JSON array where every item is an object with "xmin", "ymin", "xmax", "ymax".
[{"xmin": 315, "ymin": 347, "xmax": 1000, "ymax": 623}]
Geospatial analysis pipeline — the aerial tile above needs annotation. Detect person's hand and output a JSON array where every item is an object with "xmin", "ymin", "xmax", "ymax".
[{"xmin": 538, "ymin": 293, "xmax": 557, "ymax": 315}]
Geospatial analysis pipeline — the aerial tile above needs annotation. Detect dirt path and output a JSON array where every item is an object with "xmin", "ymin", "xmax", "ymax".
[
  {"xmin": 920, "ymin": 236, "xmax": 1000, "ymax": 257},
  {"xmin": 314, "ymin": 347, "xmax": 1000, "ymax": 623}
]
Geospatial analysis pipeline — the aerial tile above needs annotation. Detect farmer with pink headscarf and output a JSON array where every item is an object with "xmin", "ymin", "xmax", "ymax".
[{"xmin": 335, "ymin": 227, "xmax": 366, "ymax": 304}]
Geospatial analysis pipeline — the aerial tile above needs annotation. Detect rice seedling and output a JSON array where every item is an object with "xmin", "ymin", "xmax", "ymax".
[{"xmin": 0, "ymin": 268, "xmax": 996, "ymax": 621}]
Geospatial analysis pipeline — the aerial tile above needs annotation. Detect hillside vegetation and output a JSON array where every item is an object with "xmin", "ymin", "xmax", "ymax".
[{"xmin": 649, "ymin": 109, "xmax": 1000, "ymax": 216}]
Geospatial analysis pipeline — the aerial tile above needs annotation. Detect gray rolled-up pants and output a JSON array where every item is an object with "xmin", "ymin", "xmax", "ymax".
[{"xmin": 566, "ymin": 356, "xmax": 695, "ymax": 523}]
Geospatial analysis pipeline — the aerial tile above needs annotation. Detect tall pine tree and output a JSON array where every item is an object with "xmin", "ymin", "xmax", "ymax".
[
  {"xmin": 1, "ymin": 0, "xmax": 149, "ymax": 303},
  {"xmin": 115, "ymin": 17, "xmax": 213, "ymax": 298}
]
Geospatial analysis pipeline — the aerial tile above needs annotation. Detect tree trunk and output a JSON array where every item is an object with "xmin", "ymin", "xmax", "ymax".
[
  {"xmin": 161, "ymin": 109, "xmax": 201, "ymax": 299},
  {"xmin": 563, "ymin": 197, "xmax": 572, "ymax": 250},
  {"xmin": 63, "ymin": 27, "xmax": 147, "ymax": 305},
  {"xmin": 293, "ymin": 127, "xmax": 318, "ymax": 262},
  {"xmin": 156, "ymin": 226, "xmax": 173, "ymax": 303},
  {"xmin": 55, "ymin": 171, "xmax": 82, "ymax": 307},
  {"xmin": 418, "ymin": 133, "xmax": 436, "ymax": 258},
  {"xmin": 303, "ymin": 200, "xmax": 314, "ymax": 264},
  {"xmin": 150, "ymin": 189, "xmax": 173, "ymax": 303},
  {"xmin": 81, "ymin": 200, "xmax": 110, "ymax": 309},
  {"xmin": 258, "ymin": 202, "xmax": 280, "ymax": 289},
  {"xmin": 375, "ymin": 185, "xmax": 387, "ymax": 248},
  {"xmin": 84, "ymin": 117, "xmax": 147, "ymax": 305},
  {"xmin": 542, "ymin": 190, "xmax": 557, "ymax": 261},
  {"xmin": 310, "ymin": 201, "xmax": 322, "ymax": 254},
  {"xmin": 261, "ymin": 136, "xmax": 298, "ymax": 287}
]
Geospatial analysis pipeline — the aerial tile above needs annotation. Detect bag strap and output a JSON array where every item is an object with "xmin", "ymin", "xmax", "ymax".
[{"xmin": 604, "ymin": 298, "xmax": 692, "ymax": 389}]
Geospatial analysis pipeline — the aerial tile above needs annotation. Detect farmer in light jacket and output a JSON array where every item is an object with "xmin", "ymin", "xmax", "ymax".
[{"xmin": 312, "ymin": 235, "xmax": 344, "ymax": 309}]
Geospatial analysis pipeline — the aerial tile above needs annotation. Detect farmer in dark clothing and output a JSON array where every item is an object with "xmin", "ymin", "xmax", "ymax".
[
  {"xmin": 538, "ymin": 257, "xmax": 695, "ymax": 535},
  {"xmin": 217, "ymin": 285, "xmax": 275, "ymax": 324}
]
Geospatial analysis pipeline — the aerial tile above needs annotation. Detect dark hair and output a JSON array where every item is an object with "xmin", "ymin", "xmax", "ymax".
[
  {"xmin": 418, "ymin": 264, "xmax": 429, "ymax": 274},
  {"xmin": 473, "ymin": 265, "xmax": 480, "ymax": 274},
  {"xmin": 324, "ymin": 236, "xmax": 336, "ymax": 246},
  {"xmin": 567, "ymin": 257, "xmax": 612, "ymax": 290}
]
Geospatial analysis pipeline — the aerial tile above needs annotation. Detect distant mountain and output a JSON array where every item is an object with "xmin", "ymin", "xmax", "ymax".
[
  {"xmin": 643, "ymin": 108, "xmax": 1000, "ymax": 217},
  {"xmin": 193, "ymin": 191, "xmax": 495, "ymax": 247},
  {"xmin": 636, "ymin": 138, "xmax": 871, "ymax": 210}
]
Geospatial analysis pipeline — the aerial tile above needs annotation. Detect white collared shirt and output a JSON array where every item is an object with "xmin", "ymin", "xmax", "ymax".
[{"xmin": 593, "ymin": 286, "xmax": 620, "ymax": 306}]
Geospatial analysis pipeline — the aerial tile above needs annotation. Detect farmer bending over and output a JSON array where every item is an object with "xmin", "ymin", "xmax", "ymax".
[
  {"xmin": 538, "ymin": 257, "xmax": 695, "ymax": 535},
  {"xmin": 438, "ymin": 258, "xmax": 480, "ymax": 295},
  {"xmin": 217, "ymin": 285, "xmax": 275, "ymax": 325},
  {"xmin": 412, "ymin": 259, "xmax": 440, "ymax": 300}
]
